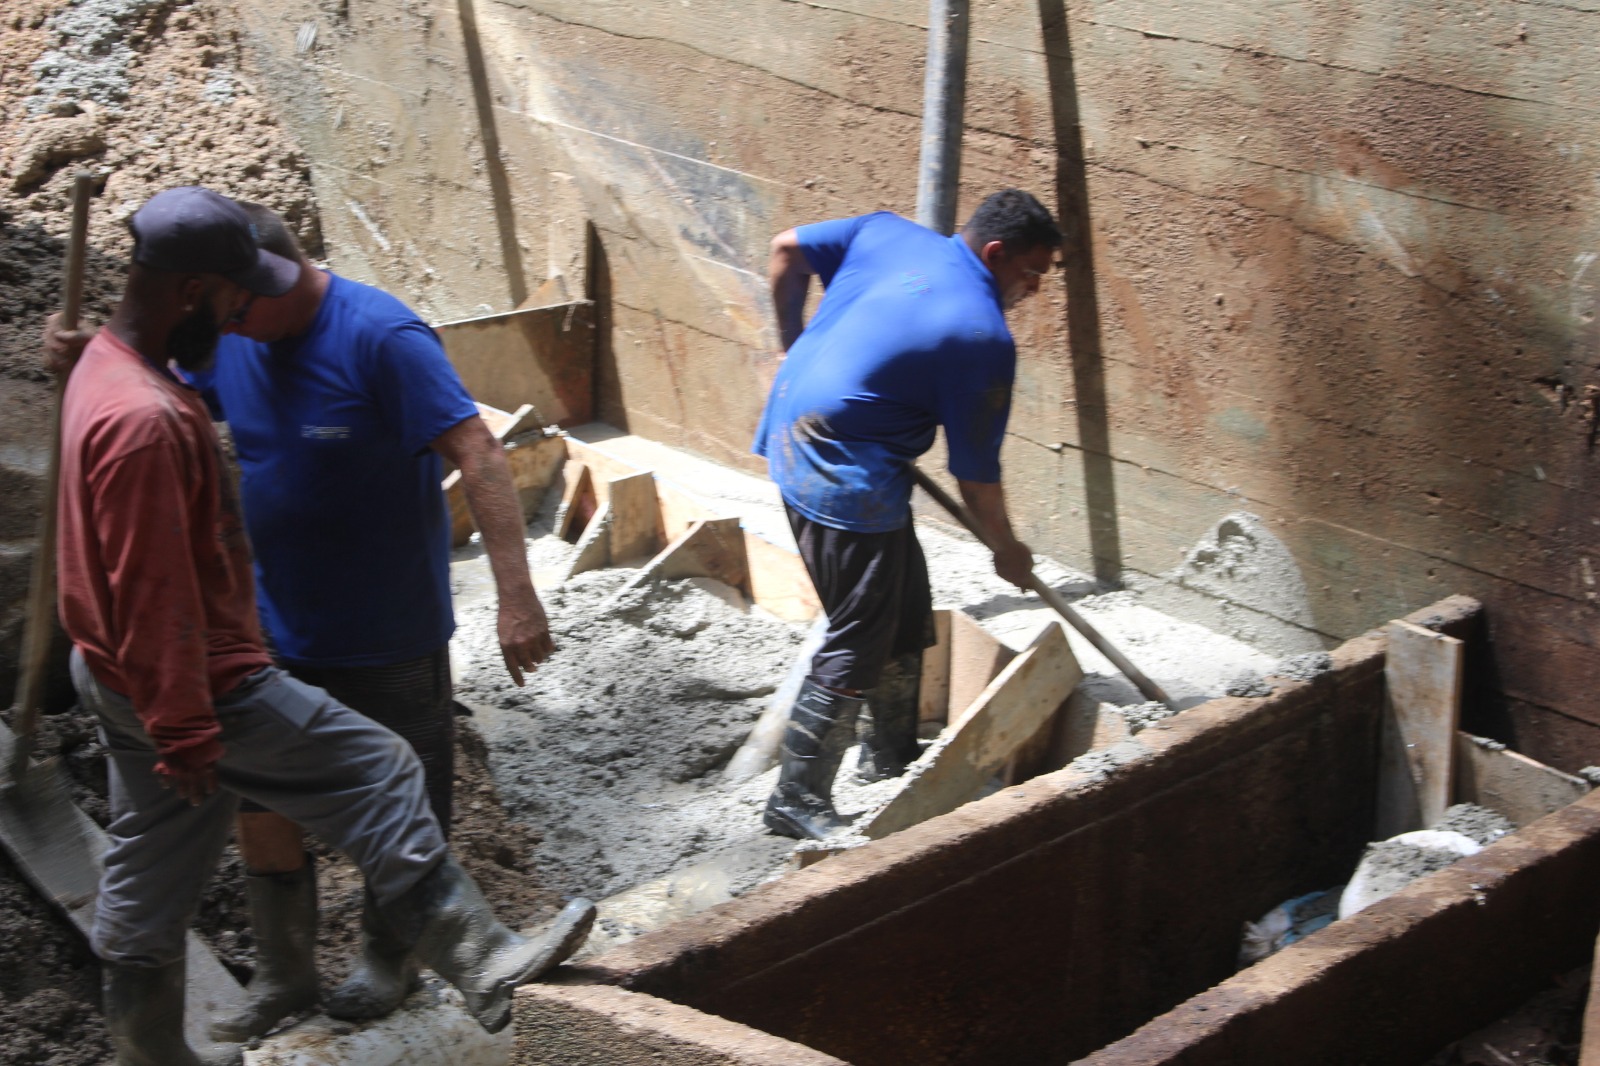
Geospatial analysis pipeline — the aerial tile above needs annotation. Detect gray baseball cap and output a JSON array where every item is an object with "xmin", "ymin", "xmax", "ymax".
[{"xmin": 129, "ymin": 186, "xmax": 300, "ymax": 296}]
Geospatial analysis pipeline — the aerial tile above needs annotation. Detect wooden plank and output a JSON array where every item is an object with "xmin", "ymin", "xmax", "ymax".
[
  {"xmin": 917, "ymin": 610, "xmax": 953, "ymax": 735},
  {"xmin": 1377, "ymin": 620, "xmax": 1465, "ymax": 836},
  {"xmin": 608, "ymin": 472, "xmax": 663, "ymax": 564},
  {"xmin": 947, "ymin": 609, "xmax": 1016, "ymax": 722},
  {"xmin": 555, "ymin": 460, "xmax": 595, "ymax": 542},
  {"xmin": 566, "ymin": 502, "xmax": 612, "ymax": 579},
  {"xmin": 605, "ymin": 518, "xmax": 750, "ymax": 609},
  {"xmin": 435, "ymin": 302, "xmax": 596, "ymax": 425},
  {"xmin": 654, "ymin": 518, "xmax": 749, "ymax": 590},
  {"xmin": 1454, "ymin": 732, "xmax": 1591, "ymax": 828},
  {"xmin": 861, "ymin": 623, "xmax": 1083, "ymax": 840},
  {"xmin": 743, "ymin": 532, "xmax": 820, "ymax": 623}
]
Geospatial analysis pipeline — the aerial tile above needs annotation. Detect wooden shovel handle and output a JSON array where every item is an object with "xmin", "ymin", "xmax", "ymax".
[
  {"xmin": 911, "ymin": 466, "xmax": 1176, "ymax": 710},
  {"xmin": 11, "ymin": 173, "xmax": 94, "ymax": 767}
]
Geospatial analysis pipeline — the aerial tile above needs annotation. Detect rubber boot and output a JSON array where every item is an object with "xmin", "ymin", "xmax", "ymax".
[
  {"xmin": 104, "ymin": 958, "xmax": 243, "ymax": 1066},
  {"xmin": 209, "ymin": 863, "xmax": 319, "ymax": 1042},
  {"xmin": 322, "ymin": 889, "xmax": 420, "ymax": 1021},
  {"xmin": 762, "ymin": 679, "xmax": 863, "ymax": 840},
  {"xmin": 382, "ymin": 857, "xmax": 596, "ymax": 1034},
  {"xmin": 856, "ymin": 651, "xmax": 923, "ymax": 783}
]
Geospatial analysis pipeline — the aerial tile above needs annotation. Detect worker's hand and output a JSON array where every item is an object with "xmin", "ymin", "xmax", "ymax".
[
  {"xmin": 42, "ymin": 312, "xmax": 94, "ymax": 376},
  {"xmin": 155, "ymin": 759, "xmax": 220, "ymax": 807},
  {"xmin": 499, "ymin": 593, "xmax": 556, "ymax": 686},
  {"xmin": 993, "ymin": 538, "xmax": 1035, "ymax": 591}
]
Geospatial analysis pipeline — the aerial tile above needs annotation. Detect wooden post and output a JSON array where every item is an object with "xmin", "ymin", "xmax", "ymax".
[
  {"xmin": 607, "ymin": 471, "xmax": 662, "ymax": 564},
  {"xmin": 566, "ymin": 502, "xmax": 613, "ymax": 579},
  {"xmin": 1377, "ymin": 620, "xmax": 1464, "ymax": 836},
  {"xmin": 555, "ymin": 460, "xmax": 595, "ymax": 542}
]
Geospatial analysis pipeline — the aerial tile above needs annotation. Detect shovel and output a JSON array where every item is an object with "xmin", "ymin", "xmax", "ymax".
[
  {"xmin": 911, "ymin": 466, "xmax": 1176, "ymax": 710},
  {"xmin": 0, "ymin": 172, "xmax": 105, "ymax": 920}
]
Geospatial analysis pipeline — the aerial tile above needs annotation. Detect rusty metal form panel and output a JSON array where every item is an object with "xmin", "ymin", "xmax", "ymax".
[{"xmin": 436, "ymin": 302, "xmax": 596, "ymax": 426}]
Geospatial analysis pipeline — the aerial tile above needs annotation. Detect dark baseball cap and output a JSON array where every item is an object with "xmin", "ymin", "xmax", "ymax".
[{"xmin": 129, "ymin": 186, "xmax": 300, "ymax": 296}]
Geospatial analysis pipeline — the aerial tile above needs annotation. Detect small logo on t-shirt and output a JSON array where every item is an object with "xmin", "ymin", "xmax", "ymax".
[
  {"xmin": 900, "ymin": 272, "xmax": 930, "ymax": 297},
  {"xmin": 301, "ymin": 425, "xmax": 352, "ymax": 440}
]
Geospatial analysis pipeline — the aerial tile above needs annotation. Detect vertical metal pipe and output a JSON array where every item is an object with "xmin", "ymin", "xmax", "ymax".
[{"xmin": 915, "ymin": 0, "xmax": 970, "ymax": 235}]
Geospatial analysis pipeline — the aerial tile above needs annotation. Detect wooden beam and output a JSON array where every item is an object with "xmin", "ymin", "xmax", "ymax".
[
  {"xmin": 917, "ymin": 610, "xmax": 953, "ymax": 735},
  {"xmin": 1377, "ymin": 619, "xmax": 1464, "ymax": 836},
  {"xmin": 434, "ymin": 302, "xmax": 596, "ymax": 425},
  {"xmin": 861, "ymin": 622, "xmax": 1082, "ymax": 840},
  {"xmin": 743, "ymin": 531, "xmax": 821, "ymax": 623},
  {"xmin": 566, "ymin": 501, "xmax": 612, "ymax": 579},
  {"xmin": 653, "ymin": 517, "xmax": 749, "ymax": 590},
  {"xmin": 555, "ymin": 460, "xmax": 595, "ymax": 542},
  {"xmin": 605, "ymin": 518, "xmax": 751, "ymax": 608},
  {"xmin": 607, "ymin": 472, "xmax": 662, "ymax": 564},
  {"xmin": 1455, "ymin": 732, "xmax": 1590, "ymax": 828},
  {"xmin": 947, "ymin": 609, "xmax": 1016, "ymax": 724}
]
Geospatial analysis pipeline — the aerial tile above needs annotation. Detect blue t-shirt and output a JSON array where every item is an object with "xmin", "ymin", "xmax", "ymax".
[
  {"xmin": 752, "ymin": 212, "xmax": 1015, "ymax": 533},
  {"xmin": 191, "ymin": 273, "xmax": 479, "ymax": 668}
]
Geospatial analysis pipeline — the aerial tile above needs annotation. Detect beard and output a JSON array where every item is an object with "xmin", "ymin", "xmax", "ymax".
[{"xmin": 168, "ymin": 302, "xmax": 222, "ymax": 372}]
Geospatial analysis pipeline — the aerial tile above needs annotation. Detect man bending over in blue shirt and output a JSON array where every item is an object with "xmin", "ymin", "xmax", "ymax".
[{"xmin": 753, "ymin": 189, "xmax": 1060, "ymax": 840}]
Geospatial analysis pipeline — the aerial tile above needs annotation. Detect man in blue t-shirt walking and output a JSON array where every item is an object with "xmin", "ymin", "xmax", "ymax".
[{"xmin": 753, "ymin": 189, "xmax": 1061, "ymax": 840}]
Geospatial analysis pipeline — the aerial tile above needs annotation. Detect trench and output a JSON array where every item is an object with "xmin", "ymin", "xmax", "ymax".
[{"xmin": 2, "ymin": 0, "xmax": 1600, "ymax": 1064}]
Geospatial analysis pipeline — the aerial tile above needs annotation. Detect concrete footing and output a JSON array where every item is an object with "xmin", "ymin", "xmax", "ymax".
[{"xmin": 505, "ymin": 594, "xmax": 1599, "ymax": 1065}]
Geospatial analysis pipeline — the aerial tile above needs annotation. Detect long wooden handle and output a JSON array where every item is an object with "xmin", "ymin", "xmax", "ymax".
[
  {"xmin": 10, "ymin": 174, "xmax": 93, "ymax": 772},
  {"xmin": 911, "ymin": 466, "xmax": 1176, "ymax": 710}
]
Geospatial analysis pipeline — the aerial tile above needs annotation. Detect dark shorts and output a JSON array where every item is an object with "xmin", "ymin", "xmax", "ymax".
[
  {"xmin": 238, "ymin": 647, "xmax": 456, "ymax": 835},
  {"xmin": 787, "ymin": 504, "xmax": 934, "ymax": 693}
]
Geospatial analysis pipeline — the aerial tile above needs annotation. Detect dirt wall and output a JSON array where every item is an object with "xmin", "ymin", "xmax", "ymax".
[{"xmin": 229, "ymin": 0, "xmax": 1600, "ymax": 766}]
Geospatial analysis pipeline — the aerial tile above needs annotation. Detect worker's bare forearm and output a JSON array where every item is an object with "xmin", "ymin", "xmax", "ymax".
[
  {"xmin": 956, "ymin": 479, "xmax": 1017, "ymax": 547},
  {"xmin": 769, "ymin": 229, "xmax": 813, "ymax": 352},
  {"xmin": 957, "ymin": 477, "xmax": 1034, "ymax": 589},
  {"xmin": 437, "ymin": 414, "xmax": 555, "ymax": 683},
  {"xmin": 458, "ymin": 443, "xmax": 537, "ymax": 605}
]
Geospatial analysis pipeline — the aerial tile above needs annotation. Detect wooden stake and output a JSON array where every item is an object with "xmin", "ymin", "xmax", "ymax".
[{"xmin": 1377, "ymin": 620, "xmax": 1464, "ymax": 836}]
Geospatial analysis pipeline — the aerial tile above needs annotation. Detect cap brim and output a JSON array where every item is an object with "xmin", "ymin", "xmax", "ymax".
[{"xmin": 227, "ymin": 248, "xmax": 300, "ymax": 297}]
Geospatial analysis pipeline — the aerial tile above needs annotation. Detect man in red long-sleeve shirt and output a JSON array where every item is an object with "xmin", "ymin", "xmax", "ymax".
[{"xmin": 58, "ymin": 186, "xmax": 593, "ymax": 1066}]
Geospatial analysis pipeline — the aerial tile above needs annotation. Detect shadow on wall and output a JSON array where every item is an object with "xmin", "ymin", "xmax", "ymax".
[
  {"xmin": 587, "ymin": 219, "xmax": 623, "ymax": 432},
  {"xmin": 1037, "ymin": 0, "xmax": 1122, "ymax": 592}
]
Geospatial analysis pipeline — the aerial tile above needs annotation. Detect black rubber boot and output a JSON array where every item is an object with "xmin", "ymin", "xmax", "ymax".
[
  {"xmin": 323, "ymin": 889, "xmax": 420, "ymax": 1021},
  {"xmin": 383, "ymin": 857, "xmax": 596, "ymax": 1034},
  {"xmin": 104, "ymin": 958, "xmax": 242, "ymax": 1066},
  {"xmin": 857, "ymin": 651, "xmax": 923, "ymax": 783},
  {"xmin": 209, "ymin": 862, "xmax": 320, "ymax": 1042},
  {"xmin": 762, "ymin": 679, "xmax": 863, "ymax": 840}
]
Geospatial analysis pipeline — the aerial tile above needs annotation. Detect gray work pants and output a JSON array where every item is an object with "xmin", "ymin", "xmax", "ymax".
[{"xmin": 72, "ymin": 649, "xmax": 449, "ymax": 966}]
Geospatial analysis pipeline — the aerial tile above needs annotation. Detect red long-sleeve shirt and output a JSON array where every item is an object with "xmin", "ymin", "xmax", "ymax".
[{"xmin": 57, "ymin": 329, "xmax": 271, "ymax": 772}]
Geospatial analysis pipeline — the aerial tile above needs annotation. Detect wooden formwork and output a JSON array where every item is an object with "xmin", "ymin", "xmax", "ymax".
[{"xmin": 532, "ymin": 596, "xmax": 1597, "ymax": 1066}]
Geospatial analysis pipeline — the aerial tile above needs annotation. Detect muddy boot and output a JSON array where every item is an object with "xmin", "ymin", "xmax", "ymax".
[
  {"xmin": 209, "ymin": 863, "xmax": 319, "ymax": 1042},
  {"xmin": 104, "ymin": 958, "xmax": 242, "ymax": 1066},
  {"xmin": 857, "ymin": 651, "xmax": 923, "ymax": 783},
  {"xmin": 383, "ymin": 857, "xmax": 596, "ymax": 1034},
  {"xmin": 762, "ymin": 679, "xmax": 862, "ymax": 840},
  {"xmin": 323, "ymin": 890, "xmax": 420, "ymax": 1021}
]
